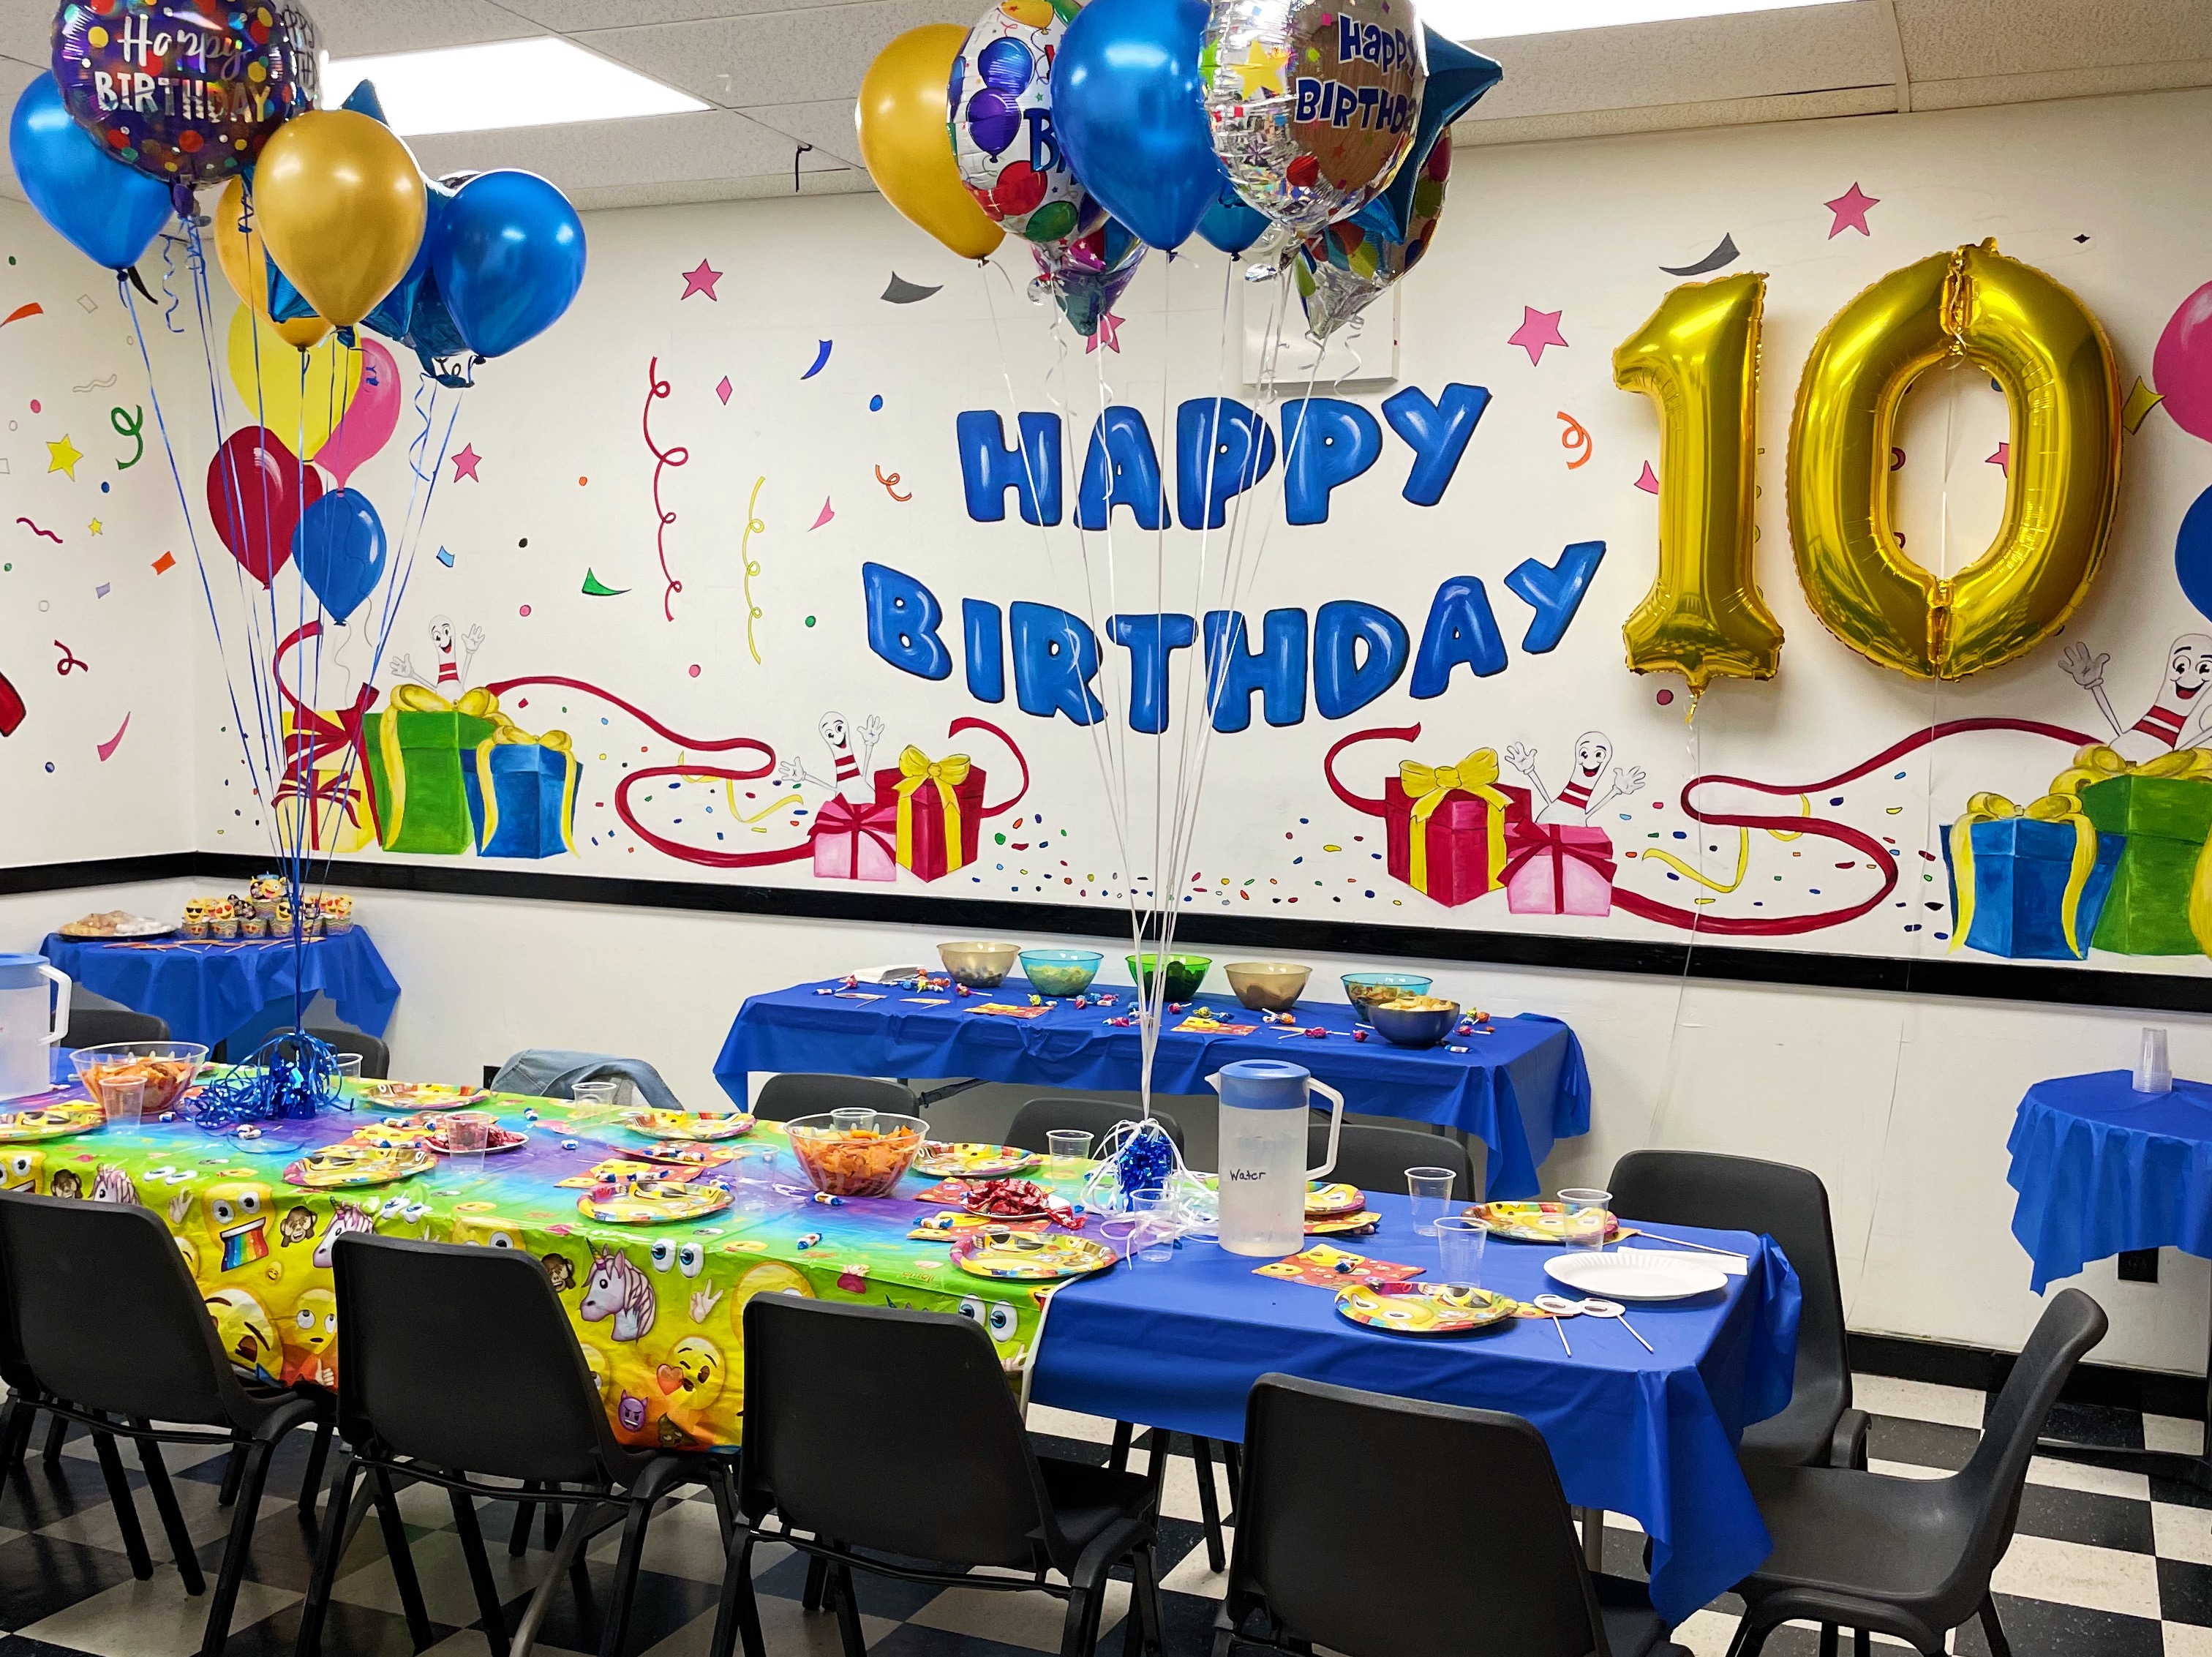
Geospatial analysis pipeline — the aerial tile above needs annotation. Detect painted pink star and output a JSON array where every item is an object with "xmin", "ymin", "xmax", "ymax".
[
  {"xmin": 1987, "ymin": 440, "xmax": 2009, "ymax": 475},
  {"xmin": 1087, "ymin": 311, "xmax": 1124, "ymax": 354},
  {"xmin": 1825, "ymin": 182, "xmax": 1879, "ymax": 238},
  {"xmin": 451, "ymin": 443, "xmax": 482, "ymax": 483},
  {"xmin": 680, "ymin": 258, "xmax": 722, "ymax": 301},
  {"xmin": 1508, "ymin": 306, "xmax": 1567, "ymax": 366}
]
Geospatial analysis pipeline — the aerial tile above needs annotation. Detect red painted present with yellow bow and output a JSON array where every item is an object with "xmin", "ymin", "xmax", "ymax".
[
  {"xmin": 869, "ymin": 716, "xmax": 1031, "ymax": 884},
  {"xmin": 1324, "ymin": 724, "xmax": 1532, "ymax": 908}
]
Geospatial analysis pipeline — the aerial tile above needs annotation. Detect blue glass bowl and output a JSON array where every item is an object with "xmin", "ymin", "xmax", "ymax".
[
  {"xmin": 1342, "ymin": 972, "xmax": 1433, "ymax": 1026},
  {"xmin": 1020, "ymin": 949, "xmax": 1103, "ymax": 996}
]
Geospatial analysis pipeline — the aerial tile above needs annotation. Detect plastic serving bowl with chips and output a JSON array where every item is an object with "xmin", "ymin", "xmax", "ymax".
[
  {"xmin": 784, "ymin": 1111, "xmax": 929, "ymax": 1198},
  {"xmin": 71, "ymin": 1042, "xmax": 208, "ymax": 1116}
]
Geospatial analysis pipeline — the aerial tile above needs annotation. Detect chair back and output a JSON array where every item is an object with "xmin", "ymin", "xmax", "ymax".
[
  {"xmin": 752, "ymin": 1072, "xmax": 915, "ymax": 1124},
  {"xmin": 1309, "ymin": 1123, "xmax": 1472, "ymax": 1198},
  {"xmin": 331, "ymin": 1232, "xmax": 630, "ymax": 1484},
  {"xmin": 1007, "ymin": 1097, "xmax": 1185, "ymax": 1157},
  {"xmin": 742, "ymin": 1295, "xmax": 1053, "ymax": 1569},
  {"xmin": 1609, "ymin": 1149, "xmax": 1848, "ymax": 1422},
  {"xmin": 0, "ymin": 1192, "xmax": 242, "ymax": 1425},
  {"xmin": 1232, "ymin": 1375, "xmax": 1608, "ymax": 1657},
  {"xmin": 305, "ymin": 1026, "xmax": 388, "ymax": 1080},
  {"xmin": 61, "ymin": 1007, "xmax": 170, "ymax": 1048},
  {"xmin": 1951, "ymin": 1289, "xmax": 2107, "ymax": 1582}
]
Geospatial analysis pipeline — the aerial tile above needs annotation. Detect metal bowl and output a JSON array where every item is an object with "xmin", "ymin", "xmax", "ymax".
[
  {"xmin": 1367, "ymin": 996, "xmax": 1461, "ymax": 1049},
  {"xmin": 1341, "ymin": 972, "xmax": 1434, "ymax": 1026}
]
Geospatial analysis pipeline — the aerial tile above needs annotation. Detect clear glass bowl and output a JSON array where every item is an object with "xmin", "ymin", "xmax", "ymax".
[
  {"xmin": 1224, "ymin": 962, "xmax": 1310, "ymax": 1012},
  {"xmin": 939, "ymin": 941, "xmax": 1021, "ymax": 988},
  {"xmin": 783, "ymin": 1111, "xmax": 930, "ymax": 1197},
  {"xmin": 70, "ymin": 1041, "xmax": 209, "ymax": 1116},
  {"xmin": 1019, "ymin": 948, "xmax": 1102, "ymax": 996},
  {"xmin": 1342, "ymin": 972, "xmax": 1434, "ymax": 1025}
]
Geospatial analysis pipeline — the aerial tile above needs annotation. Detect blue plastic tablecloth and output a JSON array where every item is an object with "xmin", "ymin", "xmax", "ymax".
[
  {"xmin": 40, "ymin": 928, "xmax": 400, "ymax": 1052},
  {"xmin": 715, "ymin": 977, "xmax": 1591, "ymax": 1198},
  {"xmin": 1032, "ymin": 1192, "xmax": 1800, "ymax": 1625},
  {"xmin": 2007, "ymin": 1070, "xmax": 2212, "ymax": 1292}
]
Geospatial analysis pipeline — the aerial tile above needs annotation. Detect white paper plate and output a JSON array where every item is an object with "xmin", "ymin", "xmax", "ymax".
[{"xmin": 1545, "ymin": 1252, "xmax": 1726, "ymax": 1301}]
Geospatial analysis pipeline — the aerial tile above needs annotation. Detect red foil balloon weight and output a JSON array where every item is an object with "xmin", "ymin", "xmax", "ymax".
[{"xmin": 206, "ymin": 425, "xmax": 322, "ymax": 587}]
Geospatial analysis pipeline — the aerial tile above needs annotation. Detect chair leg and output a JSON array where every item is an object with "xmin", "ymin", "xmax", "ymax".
[
  {"xmin": 0, "ymin": 1397, "xmax": 34, "ymax": 1472},
  {"xmin": 1126, "ymin": 1544, "xmax": 1164, "ymax": 1657},
  {"xmin": 1222, "ymin": 1443, "xmax": 1242, "ymax": 1510},
  {"xmin": 217, "ymin": 1441, "xmax": 246, "ymax": 1506},
  {"xmin": 1721, "ymin": 1615, "xmax": 1771, "ymax": 1657},
  {"xmin": 296, "ymin": 1451, "xmax": 369, "ymax": 1657},
  {"xmin": 135, "ymin": 1426, "xmax": 206, "ymax": 1597},
  {"xmin": 450, "ymin": 1485, "xmax": 513, "ymax": 1657},
  {"xmin": 510, "ymin": 1482, "xmax": 541, "ymax": 1557},
  {"xmin": 1109, "ymin": 1419, "xmax": 1135, "ymax": 1475},
  {"xmin": 801, "ymin": 1554, "xmax": 829, "ymax": 1612},
  {"xmin": 198, "ymin": 1438, "xmax": 276, "ymax": 1657},
  {"xmin": 829, "ymin": 1563, "xmax": 868, "ymax": 1657},
  {"xmin": 707, "ymin": 1464, "xmax": 739, "ymax": 1548},
  {"xmin": 706, "ymin": 1533, "xmax": 767, "ymax": 1657},
  {"xmin": 1817, "ymin": 1628, "xmax": 1837, "ymax": 1657},
  {"xmin": 1579, "ymin": 1506, "xmax": 1606, "ymax": 1571},
  {"xmin": 371, "ymin": 1466, "xmax": 437, "ymax": 1651},
  {"xmin": 89, "ymin": 1427, "xmax": 154, "ymax": 1581},
  {"xmin": 595, "ymin": 1495, "xmax": 658, "ymax": 1657},
  {"xmin": 297, "ymin": 1420, "xmax": 334, "ymax": 1525},
  {"xmin": 514, "ymin": 1495, "xmax": 597, "ymax": 1657},
  {"xmin": 42, "ymin": 1412, "xmax": 68, "ymax": 1468},
  {"xmin": 1977, "ymin": 1598, "xmax": 2012, "ymax": 1657},
  {"xmin": 1189, "ymin": 1436, "xmax": 1226, "ymax": 1574}
]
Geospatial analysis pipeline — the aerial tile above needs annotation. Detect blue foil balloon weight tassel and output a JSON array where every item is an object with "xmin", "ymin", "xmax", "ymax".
[
  {"xmin": 1114, "ymin": 1118, "xmax": 1178, "ymax": 1205},
  {"xmin": 188, "ymin": 1031, "xmax": 349, "ymax": 1132}
]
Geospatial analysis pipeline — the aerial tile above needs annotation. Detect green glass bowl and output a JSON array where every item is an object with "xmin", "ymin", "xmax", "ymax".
[{"xmin": 1126, "ymin": 953, "xmax": 1211, "ymax": 1002}]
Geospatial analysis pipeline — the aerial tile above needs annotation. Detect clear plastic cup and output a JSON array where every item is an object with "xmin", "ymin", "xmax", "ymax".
[
  {"xmin": 1131, "ymin": 1187, "xmax": 1178, "ymax": 1263},
  {"xmin": 1560, "ymin": 1187, "xmax": 1612, "ymax": 1250},
  {"xmin": 1407, "ymin": 1166, "xmax": 1457, "ymax": 1235},
  {"xmin": 569, "ymin": 1081, "xmax": 618, "ymax": 1121},
  {"xmin": 1047, "ymin": 1129, "xmax": 1094, "ymax": 1171},
  {"xmin": 334, "ymin": 1055, "xmax": 362, "ymax": 1091},
  {"xmin": 1434, "ymin": 1214, "xmax": 1489, "ymax": 1289},
  {"xmin": 832, "ymin": 1107, "xmax": 877, "ymax": 1133},
  {"xmin": 100, "ymin": 1075, "xmax": 144, "ymax": 1130},
  {"xmin": 444, "ymin": 1111, "xmax": 493, "ymax": 1179}
]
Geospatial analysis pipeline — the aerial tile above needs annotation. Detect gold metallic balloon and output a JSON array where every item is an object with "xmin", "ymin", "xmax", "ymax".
[
  {"xmin": 252, "ymin": 110, "xmax": 428, "ymax": 331},
  {"xmin": 1786, "ymin": 239, "xmax": 2121, "ymax": 680},
  {"xmin": 857, "ymin": 26, "xmax": 1005, "ymax": 263},
  {"xmin": 210, "ymin": 178, "xmax": 330, "ymax": 352},
  {"xmin": 1611, "ymin": 271, "xmax": 1782, "ymax": 695}
]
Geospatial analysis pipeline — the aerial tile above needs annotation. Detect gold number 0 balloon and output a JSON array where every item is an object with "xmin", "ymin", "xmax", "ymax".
[
  {"xmin": 1788, "ymin": 239, "xmax": 2121, "ymax": 680},
  {"xmin": 1611, "ymin": 271, "xmax": 1783, "ymax": 695}
]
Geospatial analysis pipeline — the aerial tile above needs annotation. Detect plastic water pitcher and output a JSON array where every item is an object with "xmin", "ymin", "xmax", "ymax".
[
  {"xmin": 0, "ymin": 953, "xmax": 70, "ymax": 1102},
  {"xmin": 1207, "ymin": 1060, "xmax": 1344, "ymax": 1257}
]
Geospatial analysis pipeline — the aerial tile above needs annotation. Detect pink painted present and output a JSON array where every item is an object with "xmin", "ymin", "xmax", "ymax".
[
  {"xmin": 1503, "ymin": 824, "xmax": 1617, "ymax": 917},
  {"xmin": 811, "ymin": 794, "xmax": 898, "ymax": 882}
]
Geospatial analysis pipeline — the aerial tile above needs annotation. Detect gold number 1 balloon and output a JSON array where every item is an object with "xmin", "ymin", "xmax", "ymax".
[
  {"xmin": 1787, "ymin": 239, "xmax": 2121, "ymax": 680},
  {"xmin": 1612, "ymin": 271, "xmax": 1782, "ymax": 695}
]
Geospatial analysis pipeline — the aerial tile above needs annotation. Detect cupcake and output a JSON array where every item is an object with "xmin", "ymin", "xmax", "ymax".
[{"xmin": 320, "ymin": 893, "xmax": 355, "ymax": 933}]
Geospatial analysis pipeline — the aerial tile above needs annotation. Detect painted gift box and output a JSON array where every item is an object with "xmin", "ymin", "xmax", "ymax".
[
  {"xmin": 361, "ymin": 685, "xmax": 500, "ymax": 856},
  {"xmin": 1942, "ymin": 790, "xmax": 2121, "ymax": 961},
  {"xmin": 462, "ymin": 719, "xmax": 581, "ymax": 860},
  {"xmin": 811, "ymin": 794, "xmax": 898, "ymax": 882},
  {"xmin": 2058, "ymin": 746, "xmax": 2212, "ymax": 957},
  {"xmin": 872, "ymin": 746, "xmax": 988, "ymax": 882},
  {"xmin": 1503, "ymin": 824, "xmax": 1617, "ymax": 917},
  {"xmin": 274, "ymin": 704, "xmax": 376, "ymax": 855},
  {"xmin": 1379, "ymin": 751, "xmax": 1532, "ymax": 908}
]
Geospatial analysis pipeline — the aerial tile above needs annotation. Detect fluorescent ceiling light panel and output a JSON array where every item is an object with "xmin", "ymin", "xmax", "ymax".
[
  {"xmin": 1423, "ymin": 0, "xmax": 1851, "ymax": 41},
  {"xmin": 321, "ymin": 39, "xmax": 707, "ymax": 137}
]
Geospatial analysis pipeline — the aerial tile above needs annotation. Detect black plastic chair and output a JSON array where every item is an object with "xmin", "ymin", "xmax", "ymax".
[
  {"xmin": 1308, "ymin": 1121, "xmax": 1474, "ymax": 1199},
  {"xmin": 710, "ymin": 1294, "xmax": 1162, "ymax": 1657},
  {"xmin": 0, "ymin": 1191, "xmax": 332, "ymax": 1657},
  {"xmin": 1218, "ymin": 1374, "xmax": 1687, "ymax": 1657},
  {"xmin": 60, "ymin": 1007, "xmax": 170, "ymax": 1048},
  {"xmin": 1725, "ymin": 1288, "xmax": 2109, "ymax": 1657},
  {"xmin": 751, "ymin": 1072, "xmax": 916, "ymax": 1123},
  {"xmin": 1608, "ymin": 1149, "xmax": 1869, "ymax": 1471},
  {"xmin": 304, "ymin": 1024, "xmax": 388, "ymax": 1080},
  {"xmin": 1008, "ymin": 1097, "xmax": 1187, "ymax": 1157},
  {"xmin": 298, "ymin": 1233, "xmax": 709, "ymax": 1657}
]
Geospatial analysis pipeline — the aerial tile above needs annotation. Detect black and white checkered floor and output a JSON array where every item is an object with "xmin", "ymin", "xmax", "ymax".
[{"xmin": 0, "ymin": 1376, "xmax": 2205, "ymax": 1657}]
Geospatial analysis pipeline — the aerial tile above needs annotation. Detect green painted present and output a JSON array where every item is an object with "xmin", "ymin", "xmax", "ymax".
[
  {"xmin": 361, "ymin": 686, "xmax": 500, "ymax": 855},
  {"xmin": 2074, "ymin": 762, "xmax": 2212, "ymax": 956}
]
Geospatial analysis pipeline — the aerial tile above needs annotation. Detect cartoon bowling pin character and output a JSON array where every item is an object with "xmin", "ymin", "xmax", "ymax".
[
  {"xmin": 2062, "ymin": 636, "xmax": 2212, "ymax": 762},
  {"xmin": 1504, "ymin": 732, "xmax": 1645, "ymax": 826},
  {"xmin": 392, "ymin": 615, "xmax": 484, "ymax": 694},
  {"xmin": 775, "ymin": 712, "xmax": 884, "ymax": 802}
]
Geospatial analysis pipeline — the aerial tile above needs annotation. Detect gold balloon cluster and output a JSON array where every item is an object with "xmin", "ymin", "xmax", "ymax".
[{"xmin": 855, "ymin": 26, "xmax": 1004, "ymax": 262}]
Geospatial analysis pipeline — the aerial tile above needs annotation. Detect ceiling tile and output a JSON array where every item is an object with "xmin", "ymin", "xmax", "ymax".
[
  {"xmin": 741, "ymin": 98, "xmax": 865, "ymax": 168},
  {"xmin": 1894, "ymin": 0, "xmax": 2212, "ymax": 82},
  {"xmin": 0, "ymin": 10, "xmax": 48, "ymax": 67},
  {"xmin": 578, "ymin": 0, "xmax": 973, "ymax": 108},
  {"xmin": 500, "ymin": 0, "xmax": 832, "ymax": 28},
  {"xmin": 408, "ymin": 106, "xmax": 843, "ymax": 193},
  {"xmin": 0, "ymin": 54, "xmax": 35, "ymax": 198},
  {"xmin": 314, "ymin": 0, "xmax": 543, "ymax": 57}
]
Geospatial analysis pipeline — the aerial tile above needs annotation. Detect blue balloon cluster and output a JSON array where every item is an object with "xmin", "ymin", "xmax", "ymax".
[{"xmin": 7, "ymin": 74, "xmax": 173, "ymax": 271}]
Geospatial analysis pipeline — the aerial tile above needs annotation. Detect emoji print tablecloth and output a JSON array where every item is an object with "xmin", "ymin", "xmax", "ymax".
[{"xmin": 8, "ymin": 1081, "xmax": 1069, "ymax": 1453}]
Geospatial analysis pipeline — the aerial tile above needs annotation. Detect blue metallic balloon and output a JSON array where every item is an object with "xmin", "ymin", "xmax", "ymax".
[
  {"xmin": 293, "ymin": 489, "xmax": 388, "ymax": 625},
  {"xmin": 1196, "ymin": 175, "xmax": 1266, "ymax": 257},
  {"xmin": 431, "ymin": 170, "xmax": 587, "ymax": 360},
  {"xmin": 7, "ymin": 74, "xmax": 172, "ymax": 272},
  {"xmin": 1054, "ymin": 0, "xmax": 1216, "ymax": 253},
  {"xmin": 363, "ymin": 177, "xmax": 454, "ymax": 344},
  {"xmin": 1359, "ymin": 31, "xmax": 1499, "ymax": 244}
]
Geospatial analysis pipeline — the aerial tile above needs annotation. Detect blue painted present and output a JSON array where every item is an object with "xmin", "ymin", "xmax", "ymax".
[
  {"xmin": 462, "ymin": 726, "xmax": 579, "ymax": 860},
  {"xmin": 1942, "ymin": 791, "xmax": 2121, "ymax": 961}
]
